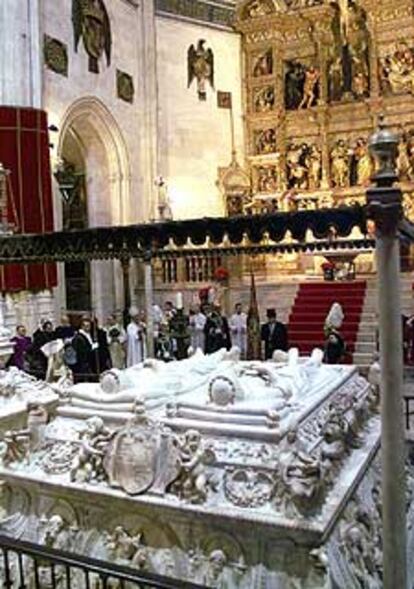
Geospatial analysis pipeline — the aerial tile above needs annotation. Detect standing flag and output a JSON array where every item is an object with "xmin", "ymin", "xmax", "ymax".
[{"xmin": 247, "ymin": 271, "xmax": 261, "ymax": 360}]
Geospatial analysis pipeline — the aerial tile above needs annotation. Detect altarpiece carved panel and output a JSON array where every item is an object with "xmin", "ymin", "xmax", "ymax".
[{"xmin": 234, "ymin": 0, "xmax": 414, "ymax": 219}]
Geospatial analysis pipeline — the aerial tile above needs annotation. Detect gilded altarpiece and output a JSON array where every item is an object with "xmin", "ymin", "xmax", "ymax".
[{"xmin": 234, "ymin": 0, "xmax": 414, "ymax": 223}]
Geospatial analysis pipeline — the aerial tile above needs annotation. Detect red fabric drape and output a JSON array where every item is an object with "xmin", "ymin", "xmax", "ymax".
[{"xmin": 0, "ymin": 106, "xmax": 57, "ymax": 291}]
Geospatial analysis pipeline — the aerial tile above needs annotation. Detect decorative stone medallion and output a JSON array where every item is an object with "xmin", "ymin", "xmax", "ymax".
[
  {"xmin": 43, "ymin": 35, "xmax": 68, "ymax": 77},
  {"xmin": 117, "ymin": 70, "xmax": 135, "ymax": 104}
]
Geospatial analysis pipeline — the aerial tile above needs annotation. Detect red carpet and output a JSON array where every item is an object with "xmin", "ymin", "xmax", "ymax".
[{"xmin": 288, "ymin": 281, "xmax": 367, "ymax": 362}]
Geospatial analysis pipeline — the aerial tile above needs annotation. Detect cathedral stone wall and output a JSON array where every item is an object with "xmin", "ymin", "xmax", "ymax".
[
  {"xmin": 41, "ymin": 0, "xmax": 144, "ymax": 226},
  {"xmin": 155, "ymin": 16, "xmax": 244, "ymax": 219}
]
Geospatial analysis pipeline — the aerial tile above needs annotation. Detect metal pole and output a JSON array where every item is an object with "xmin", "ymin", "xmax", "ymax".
[
  {"xmin": 144, "ymin": 252, "xmax": 155, "ymax": 358},
  {"xmin": 367, "ymin": 119, "xmax": 407, "ymax": 588},
  {"xmin": 376, "ymin": 233, "xmax": 406, "ymax": 588}
]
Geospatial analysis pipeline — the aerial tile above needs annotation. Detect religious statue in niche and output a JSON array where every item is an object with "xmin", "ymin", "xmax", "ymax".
[
  {"xmin": 254, "ymin": 128, "xmax": 277, "ymax": 154},
  {"xmin": 330, "ymin": 139, "xmax": 351, "ymax": 188},
  {"xmin": 253, "ymin": 86, "xmax": 275, "ymax": 113},
  {"xmin": 284, "ymin": 61, "xmax": 320, "ymax": 110},
  {"xmin": 187, "ymin": 40, "xmax": 214, "ymax": 101},
  {"xmin": 327, "ymin": 0, "xmax": 370, "ymax": 102},
  {"xmin": 350, "ymin": 137, "xmax": 374, "ymax": 186},
  {"xmin": 286, "ymin": 143, "xmax": 321, "ymax": 190},
  {"xmin": 397, "ymin": 130, "xmax": 414, "ymax": 181},
  {"xmin": 252, "ymin": 48, "xmax": 273, "ymax": 77},
  {"xmin": 380, "ymin": 41, "xmax": 414, "ymax": 95},
  {"xmin": 72, "ymin": 0, "xmax": 112, "ymax": 74},
  {"xmin": 254, "ymin": 164, "xmax": 279, "ymax": 193}
]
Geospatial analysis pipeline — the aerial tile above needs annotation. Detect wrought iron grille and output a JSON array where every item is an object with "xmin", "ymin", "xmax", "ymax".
[{"xmin": 0, "ymin": 534, "xmax": 207, "ymax": 589}]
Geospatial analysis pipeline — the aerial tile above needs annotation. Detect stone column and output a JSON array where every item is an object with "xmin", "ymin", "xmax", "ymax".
[
  {"xmin": 0, "ymin": 0, "xmax": 42, "ymax": 107},
  {"xmin": 143, "ymin": 251, "xmax": 155, "ymax": 358},
  {"xmin": 139, "ymin": 0, "xmax": 160, "ymax": 220}
]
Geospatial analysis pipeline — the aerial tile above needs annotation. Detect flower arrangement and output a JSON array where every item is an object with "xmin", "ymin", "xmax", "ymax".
[{"xmin": 213, "ymin": 266, "xmax": 229, "ymax": 283}]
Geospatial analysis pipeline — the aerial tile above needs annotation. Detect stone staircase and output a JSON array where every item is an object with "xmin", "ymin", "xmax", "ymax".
[{"xmin": 353, "ymin": 272, "xmax": 414, "ymax": 370}]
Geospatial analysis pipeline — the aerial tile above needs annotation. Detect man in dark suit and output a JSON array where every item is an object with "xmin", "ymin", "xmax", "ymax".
[
  {"xmin": 261, "ymin": 308, "xmax": 288, "ymax": 360},
  {"xmin": 71, "ymin": 317, "xmax": 98, "ymax": 382}
]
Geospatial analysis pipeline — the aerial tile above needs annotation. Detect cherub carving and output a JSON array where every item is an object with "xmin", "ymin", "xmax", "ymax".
[
  {"xmin": 70, "ymin": 416, "xmax": 114, "ymax": 483},
  {"xmin": 172, "ymin": 430, "xmax": 216, "ymax": 503},
  {"xmin": 0, "ymin": 429, "xmax": 30, "ymax": 466}
]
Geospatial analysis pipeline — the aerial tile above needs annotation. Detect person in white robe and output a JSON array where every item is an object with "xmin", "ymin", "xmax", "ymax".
[
  {"xmin": 105, "ymin": 314, "xmax": 126, "ymax": 370},
  {"xmin": 229, "ymin": 303, "xmax": 247, "ymax": 359},
  {"xmin": 189, "ymin": 306, "xmax": 206, "ymax": 352},
  {"xmin": 126, "ymin": 309, "xmax": 146, "ymax": 367}
]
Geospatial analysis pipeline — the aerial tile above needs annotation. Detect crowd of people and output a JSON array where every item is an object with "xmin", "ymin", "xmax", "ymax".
[{"xmin": 6, "ymin": 299, "xmax": 347, "ymax": 384}]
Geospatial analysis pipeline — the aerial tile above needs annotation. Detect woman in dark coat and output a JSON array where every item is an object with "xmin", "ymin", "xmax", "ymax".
[{"xmin": 204, "ymin": 307, "xmax": 231, "ymax": 354}]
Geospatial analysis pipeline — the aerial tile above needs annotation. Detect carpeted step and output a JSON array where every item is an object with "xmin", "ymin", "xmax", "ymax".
[
  {"xmin": 287, "ymin": 281, "xmax": 367, "ymax": 363},
  {"xmin": 291, "ymin": 303, "xmax": 363, "ymax": 319},
  {"xmin": 289, "ymin": 321, "xmax": 361, "ymax": 329},
  {"xmin": 290, "ymin": 312, "xmax": 363, "ymax": 321},
  {"xmin": 289, "ymin": 331, "xmax": 359, "ymax": 340}
]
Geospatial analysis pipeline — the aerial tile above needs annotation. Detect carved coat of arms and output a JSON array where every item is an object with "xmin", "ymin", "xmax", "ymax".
[
  {"xmin": 72, "ymin": 0, "xmax": 111, "ymax": 73},
  {"xmin": 104, "ymin": 427, "xmax": 157, "ymax": 495},
  {"xmin": 187, "ymin": 40, "xmax": 214, "ymax": 101},
  {"xmin": 104, "ymin": 423, "xmax": 181, "ymax": 496}
]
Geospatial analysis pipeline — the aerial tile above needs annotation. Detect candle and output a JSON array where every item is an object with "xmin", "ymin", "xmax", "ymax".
[{"xmin": 176, "ymin": 292, "xmax": 183, "ymax": 310}]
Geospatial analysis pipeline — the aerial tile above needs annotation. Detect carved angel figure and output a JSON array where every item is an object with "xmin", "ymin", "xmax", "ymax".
[
  {"xmin": 72, "ymin": 0, "xmax": 112, "ymax": 73},
  {"xmin": 70, "ymin": 416, "xmax": 113, "ymax": 483},
  {"xmin": 105, "ymin": 526, "xmax": 149, "ymax": 569},
  {"xmin": 172, "ymin": 429, "xmax": 216, "ymax": 503},
  {"xmin": 188, "ymin": 40, "xmax": 214, "ymax": 101}
]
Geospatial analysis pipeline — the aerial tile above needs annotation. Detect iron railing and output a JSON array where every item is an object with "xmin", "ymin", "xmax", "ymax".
[{"xmin": 0, "ymin": 534, "xmax": 207, "ymax": 589}]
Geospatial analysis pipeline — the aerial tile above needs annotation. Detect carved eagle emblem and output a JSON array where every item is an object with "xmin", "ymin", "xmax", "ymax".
[
  {"xmin": 72, "ymin": 0, "xmax": 112, "ymax": 73},
  {"xmin": 187, "ymin": 40, "xmax": 214, "ymax": 101}
]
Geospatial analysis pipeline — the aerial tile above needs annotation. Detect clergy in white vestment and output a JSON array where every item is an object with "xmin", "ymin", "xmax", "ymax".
[
  {"xmin": 229, "ymin": 303, "xmax": 247, "ymax": 358},
  {"xmin": 189, "ymin": 306, "xmax": 206, "ymax": 351},
  {"xmin": 126, "ymin": 309, "xmax": 146, "ymax": 367}
]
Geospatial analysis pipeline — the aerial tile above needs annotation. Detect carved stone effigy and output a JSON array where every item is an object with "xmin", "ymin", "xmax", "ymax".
[
  {"xmin": 0, "ymin": 346, "xmax": 404, "ymax": 587},
  {"xmin": 0, "ymin": 367, "xmax": 59, "ymax": 430}
]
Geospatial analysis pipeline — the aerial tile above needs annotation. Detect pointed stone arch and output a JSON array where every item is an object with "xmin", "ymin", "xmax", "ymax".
[
  {"xmin": 56, "ymin": 97, "xmax": 131, "ymax": 319},
  {"xmin": 58, "ymin": 96, "xmax": 130, "ymax": 227}
]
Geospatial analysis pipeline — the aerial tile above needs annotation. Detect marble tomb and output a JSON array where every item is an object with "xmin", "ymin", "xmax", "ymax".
[{"xmin": 0, "ymin": 348, "xmax": 413, "ymax": 588}]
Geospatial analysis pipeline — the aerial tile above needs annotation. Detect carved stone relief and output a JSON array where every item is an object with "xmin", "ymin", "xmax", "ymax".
[
  {"xmin": 327, "ymin": 1, "xmax": 371, "ymax": 103},
  {"xmin": 253, "ymin": 85, "xmax": 276, "ymax": 112},
  {"xmin": 284, "ymin": 61, "xmax": 320, "ymax": 110},
  {"xmin": 253, "ymin": 128, "xmax": 277, "ymax": 154},
  {"xmin": 286, "ymin": 142, "xmax": 322, "ymax": 191},
  {"xmin": 43, "ymin": 35, "xmax": 68, "ymax": 77},
  {"xmin": 379, "ymin": 40, "xmax": 414, "ymax": 95},
  {"xmin": 116, "ymin": 70, "xmax": 134, "ymax": 103},
  {"xmin": 251, "ymin": 48, "xmax": 273, "ymax": 78}
]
